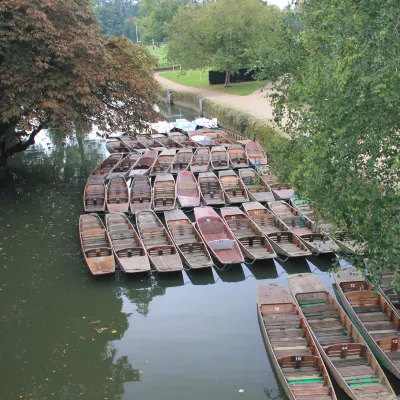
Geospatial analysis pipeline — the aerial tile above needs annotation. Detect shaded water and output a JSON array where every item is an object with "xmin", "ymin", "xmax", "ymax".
[{"xmin": 0, "ymin": 106, "xmax": 398, "ymax": 400}]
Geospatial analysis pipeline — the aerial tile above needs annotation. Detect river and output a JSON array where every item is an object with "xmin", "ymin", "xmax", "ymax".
[{"xmin": 0, "ymin": 103, "xmax": 398, "ymax": 400}]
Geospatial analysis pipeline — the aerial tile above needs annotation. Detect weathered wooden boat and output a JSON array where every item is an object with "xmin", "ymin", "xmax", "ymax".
[
  {"xmin": 198, "ymin": 172, "xmax": 225, "ymax": 206},
  {"xmin": 379, "ymin": 273, "xmax": 400, "ymax": 317},
  {"xmin": 79, "ymin": 214, "xmax": 115, "ymax": 275},
  {"xmin": 136, "ymin": 135, "xmax": 165, "ymax": 152},
  {"xmin": 149, "ymin": 148, "xmax": 176, "ymax": 176},
  {"xmin": 257, "ymin": 283, "xmax": 337, "ymax": 400},
  {"xmin": 194, "ymin": 206, "xmax": 244, "ymax": 265},
  {"xmin": 152, "ymin": 134, "xmax": 182, "ymax": 149},
  {"xmin": 210, "ymin": 146, "xmax": 229, "ymax": 170},
  {"xmin": 153, "ymin": 173, "xmax": 176, "ymax": 212},
  {"xmin": 176, "ymin": 171, "xmax": 200, "ymax": 208},
  {"xmin": 190, "ymin": 147, "xmax": 210, "ymax": 173},
  {"xmin": 219, "ymin": 169, "xmax": 249, "ymax": 204},
  {"xmin": 84, "ymin": 181, "xmax": 105, "ymax": 213},
  {"xmin": 290, "ymin": 198, "xmax": 315, "ymax": 219},
  {"xmin": 239, "ymin": 168, "xmax": 274, "ymax": 202},
  {"xmin": 130, "ymin": 175, "xmax": 152, "ymax": 215},
  {"xmin": 170, "ymin": 148, "xmax": 193, "ymax": 174},
  {"xmin": 164, "ymin": 209, "xmax": 213, "ymax": 269},
  {"xmin": 169, "ymin": 132, "xmax": 200, "ymax": 149},
  {"xmin": 106, "ymin": 177, "xmax": 129, "ymax": 213},
  {"xmin": 88, "ymin": 153, "xmax": 124, "ymax": 182},
  {"xmin": 107, "ymin": 152, "xmax": 141, "ymax": 179},
  {"xmin": 105, "ymin": 213, "xmax": 150, "ymax": 273},
  {"xmin": 269, "ymin": 200, "xmax": 338, "ymax": 254},
  {"xmin": 221, "ymin": 207, "xmax": 276, "ymax": 260},
  {"xmin": 128, "ymin": 150, "xmax": 158, "ymax": 177},
  {"xmin": 216, "ymin": 128, "xmax": 249, "ymax": 145},
  {"xmin": 243, "ymin": 202, "xmax": 312, "ymax": 257},
  {"xmin": 257, "ymin": 165, "xmax": 295, "ymax": 200},
  {"xmin": 288, "ymin": 273, "xmax": 397, "ymax": 400},
  {"xmin": 334, "ymin": 267, "xmax": 400, "ymax": 379},
  {"xmin": 106, "ymin": 138, "xmax": 130, "ymax": 154},
  {"xmin": 136, "ymin": 210, "xmax": 183, "ymax": 272},
  {"xmin": 120, "ymin": 136, "xmax": 147, "ymax": 153},
  {"xmin": 201, "ymin": 130, "xmax": 235, "ymax": 147},
  {"xmin": 245, "ymin": 141, "xmax": 267, "ymax": 165},
  {"xmin": 190, "ymin": 134, "xmax": 216, "ymax": 147},
  {"xmin": 227, "ymin": 145, "xmax": 249, "ymax": 169}
]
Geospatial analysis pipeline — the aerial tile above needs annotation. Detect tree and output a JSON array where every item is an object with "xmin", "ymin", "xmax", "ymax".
[
  {"xmin": 0, "ymin": 0, "xmax": 157, "ymax": 166},
  {"xmin": 167, "ymin": 0, "xmax": 282, "ymax": 86},
  {"xmin": 267, "ymin": 0, "xmax": 400, "ymax": 285}
]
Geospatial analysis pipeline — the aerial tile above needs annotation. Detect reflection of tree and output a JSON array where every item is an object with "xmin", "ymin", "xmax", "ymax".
[{"xmin": 263, "ymin": 387, "xmax": 284, "ymax": 400}]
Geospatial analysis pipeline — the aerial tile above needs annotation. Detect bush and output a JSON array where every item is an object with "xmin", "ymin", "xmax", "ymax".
[{"xmin": 208, "ymin": 69, "xmax": 257, "ymax": 85}]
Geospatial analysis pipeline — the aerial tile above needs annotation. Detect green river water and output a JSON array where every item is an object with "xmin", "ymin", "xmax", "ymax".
[{"xmin": 0, "ymin": 104, "xmax": 398, "ymax": 400}]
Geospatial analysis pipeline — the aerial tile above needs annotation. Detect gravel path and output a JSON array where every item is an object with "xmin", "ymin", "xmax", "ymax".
[{"xmin": 155, "ymin": 73, "xmax": 276, "ymax": 123}]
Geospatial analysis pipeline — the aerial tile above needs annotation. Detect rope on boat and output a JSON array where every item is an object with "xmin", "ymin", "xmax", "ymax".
[
  {"xmin": 244, "ymin": 258, "xmax": 258, "ymax": 266},
  {"xmin": 213, "ymin": 263, "xmax": 232, "ymax": 272},
  {"xmin": 277, "ymin": 255, "xmax": 289, "ymax": 263}
]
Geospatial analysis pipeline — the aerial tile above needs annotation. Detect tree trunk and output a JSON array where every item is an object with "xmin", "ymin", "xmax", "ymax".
[
  {"xmin": 224, "ymin": 71, "xmax": 231, "ymax": 87},
  {"xmin": 0, "ymin": 126, "xmax": 43, "ymax": 167}
]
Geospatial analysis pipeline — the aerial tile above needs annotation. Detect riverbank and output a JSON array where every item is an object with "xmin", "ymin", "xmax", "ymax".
[{"xmin": 155, "ymin": 73, "xmax": 287, "ymax": 152}]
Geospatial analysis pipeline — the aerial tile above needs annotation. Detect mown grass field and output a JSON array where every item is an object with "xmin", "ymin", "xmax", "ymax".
[
  {"xmin": 146, "ymin": 43, "xmax": 170, "ymax": 68},
  {"xmin": 159, "ymin": 69, "xmax": 264, "ymax": 96}
]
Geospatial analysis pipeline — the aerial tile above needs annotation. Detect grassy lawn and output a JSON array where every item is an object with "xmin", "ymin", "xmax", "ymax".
[
  {"xmin": 146, "ymin": 43, "xmax": 170, "ymax": 68},
  {"xmin": 159, "ymin": 69, "xmax": 264, "ymax": 96}
]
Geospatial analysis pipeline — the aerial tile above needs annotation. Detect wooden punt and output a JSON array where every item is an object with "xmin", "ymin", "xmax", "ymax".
[
  {"xmin": 210, "ymin": 146, "xmax": 229, "ymax": 170},
  {"xmin": 107, "ymin": 152, "xmax": 141, "ymax": 179},
  {"xmin": 105, "ymin": 213, "xmax": 150, "ymax": 273},
  {"xmin": 198, "ymin": 172, "xmax": 225, "ymax": 206},
  {"xmin": 120, "ymin": 136, "xmax": 147, "ymax": 153},
  {"xmin": 128, "ymin": 150, "xmax": 158, "ymax": 177},
  {"xmin": 136, "ymin": 135, "xmax": 165, "ymax": 152},
  {"xmin": 149, "ymin": 148, "xmax": 176, "ymax": 176},
  {"xmin": 288, "ymin": 273, "xmax": 397, "ymax": 400},
  {"xmin": 221, "ymin": 207, "xmax": 276, "ymax": 260},
  {"xmin": 257, "ymin": 165, "xmax": 295, "ymax": 200},
  {"xmin": 136, "ymin": 210, "xmax": 183, "ymax": 272},
  {"xmin": 219, "ymin": 169, "xmax": 249, "ymax": 204},
  {"xmin": 194, "ymin": 206, "xmax": 244, "ymax": 265},
  {"xmin": 167, "ymin": 132, "xmax": 198, "ymax": 149},
  {"xmin": 245, "ymin": 141, "xmax": 267, "ymax": 165},
  {"xmin": 79, "ymin": 214, "xmax": 115, "ymax": 275},
  {"xmin": 170, "ymin": 148, "xmax": 193, "ymax": 174},
  {"xmin": 176, "ymin": 171, "xmax": 200, "ymax": 208},
  {"xmin": 164, "ymin": 209, "xmax": 213, "ymax": 269},
  {"xmin": 88, "ymin": 153, "xmax": 124, "ymax": 182},
  {"xmin": 190, "ymin": 147, "xmax": 210, "ymax": 173},
  {"xmin": 257, "ymin": 283, "xmax": 337, "ymax": 400},
  {"xmin": 130, "ymin": 175, "xmax": 152, "ymax": 215},
  {"xmin": 242, "ymin": 202, "xmax": 312, "ymax": 257},
  {"xmin": 239, "ymin": 168, "xmax": 274, "ymax": 202},
  {"xmin": 201, "ymin": 130, "xmax": 235, "ymax": 147},
  {"xmin": 217, "ymin": 128, "xmax": 249, "ymax": 145},
  {"xmin": 106, "ymin": 138, "xmax": 130, "ymax": 154},
  {"xmin": 227, "ymin": 144, "xmax": 249, "ymax": 169},
  {"xmin": 334, "ymin": 268, "xmax": 400, "ymax": 379},
  {"xmin": 191, "ymin": 134, "xmax": 216, "ymax": 147},
  {"xmin": 269, "ymin": 200, "xmax": 338, "ymax": 254},
  {"xmin": 83, "ymin": 181, "xmax": 105, "ymax": 212},
  {"xmin": 152, "ymin": 134, "xmax": 182, "ymax": 149},
  {"xmin": 106, "ymin": 177, "xmax": 129, "ymax": 213},
  {"xmin": 379, "ymin": 273, "xmax": 400, "ymax": 317},
  {"xmin": 153, "ymin": 173, "xmax": 176, "ymax": 212},
  {"xmin": 290, "ymin": 198, "xmax": 315, "ymax": 219}
]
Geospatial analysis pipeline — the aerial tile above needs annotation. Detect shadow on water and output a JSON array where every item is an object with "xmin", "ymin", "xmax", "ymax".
[
  {"xmin": 246, "ymin": 260, "xmax": 278, "ymax": 280},
  {"xmin": 185, "ymin": 268, "xmax": 216, "ymax": 285}
]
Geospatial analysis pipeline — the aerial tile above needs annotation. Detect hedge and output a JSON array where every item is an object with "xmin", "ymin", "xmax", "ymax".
[{"xmin": 208, "ymin": 69, "xmax": 257, "ymax": 85}]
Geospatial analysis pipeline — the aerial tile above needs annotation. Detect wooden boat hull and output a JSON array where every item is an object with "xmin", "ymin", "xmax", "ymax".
[
  {"xmin": 288, "ymin": 273, "xmax": 396, "ymax": 400},
  {"xmin": 239, "ymin": 168, "xmax": 274, "ymax": 202},
  {"xmin": 379, "ymin": 273, "xmax": 400, "ymax": 317},
  {"xmin": 170, "ymin": 148, "xmax": 193, "ymax": 174},
  {"xmin": 334, "ymin": 268, "xmax": 400, "ymax": 379},
  {"xmin": 176, "ymin": 171, "xmax": 200, "ymax": 208},
  {"xmin": 107, "ymin": 152, "xmax": 141, "ymax": 179},
  {"xmin": 210, "ymin": 146, "xmax": 229, "ymax": 170},
  {"xmin": 190, "ymin": 148, "xmax": 210, "ymax": 173},
  {"xmin": 150, "ymin": 148, "xmax": 176, "ymax": 176},
  {"xmin": 245, "ymin": 141, "xmax": 267, "ymax": 165},
  {"xmin": 219, "ymin": 169, "xmax": 249, "ymax": 204},
  {"xmin": 227, "ymin": 145, "xmax": 249, "ymax": 169},
  {"xmin": 194, "ymin": 206, "xmax": 244, "ymax": 265},
  {"xmin": 105, "ymin": 213, "xmax": 150, "ymax": 273},
  {"xmin": 198, "ymin": 172, "xmax": 225, "ymax": 206},
  {"xmin": 83, "ymin": 181, "xmax": 105, "ymax": 213},
  {"xmin": 136, "ymin": 210, "xmax": 183, "ymax": 272},
  {"xmin": 88, "ymin": 154, "xmax": 124, "ymax": 182},
  {"xmin": 164, "ymin": 209, "xmax": 213, "ymax": 269},
  {"xmin": 257, "ymin": 283, "xmax": 337, "ymax": 400},
  {"xmin": 128, "ymin": 150, "xmax": 157, "ymax": 177},
  {"xmin": 106, "ymin": 177, "xmax": 129, "ymax": 213},
  {"xmin": 153, "ymin": 173, "xmax": 176, "ymax": 212},
  {"xmin": 130, "ymin": 176, "xmax": 152, "ymax": 215},
  {"xmin": 106, "ymin": 139, "xmax": 130, "ymax": 154},
  {"xmin": 79, "ymin": 214, "xmax": 115, "ymax": 275}
]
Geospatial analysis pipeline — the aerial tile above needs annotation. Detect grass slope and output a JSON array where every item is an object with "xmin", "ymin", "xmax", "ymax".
[{"xmin": 146, "ymin": 43, "xmax": 170, "ymax": 68}]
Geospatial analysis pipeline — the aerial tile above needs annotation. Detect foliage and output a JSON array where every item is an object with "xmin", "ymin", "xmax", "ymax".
[
  {"xmin": 92, "ymin": 0, "xmax": 140, "ymax": 41},
  {"xmin": 146, "ymin": 43, "xmax": 171, "ymax": 68},
  {"xmin": 167, "ymin": 0, "xmax": 282, "ymax": 84},
  {"xmin": 267, "ymin": 0, "xmax": 400, "ymax": 284},
  {"xmin": 0, "ymin": 0, "xmax": 157, "ymax": 166},
  {"xmin": 159, "ymin": 69, "xmax": 263, "ymax": 95}
]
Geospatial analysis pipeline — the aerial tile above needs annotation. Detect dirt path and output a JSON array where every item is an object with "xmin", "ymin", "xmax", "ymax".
[{"xmin": 155, "ymin": 73, "xmax": 276, "ymax": 123}]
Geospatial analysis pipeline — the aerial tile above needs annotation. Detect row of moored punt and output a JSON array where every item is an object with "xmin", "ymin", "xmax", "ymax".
[{"xmin": 257, "ymin": 269, "xmax": 400, "ymax": 400}]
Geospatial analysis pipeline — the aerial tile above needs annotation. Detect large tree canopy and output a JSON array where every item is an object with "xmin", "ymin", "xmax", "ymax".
[
  {"xmin": 268, "ymin": 0, "xmax": 400, "ymax": 284},
  {"xmin": 167, "ymin": 0, "xmax": 282, "ymax": 85},
  {"xmin": 0, "ymin": 0, "xmax": 157, "ymax": 166}
]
